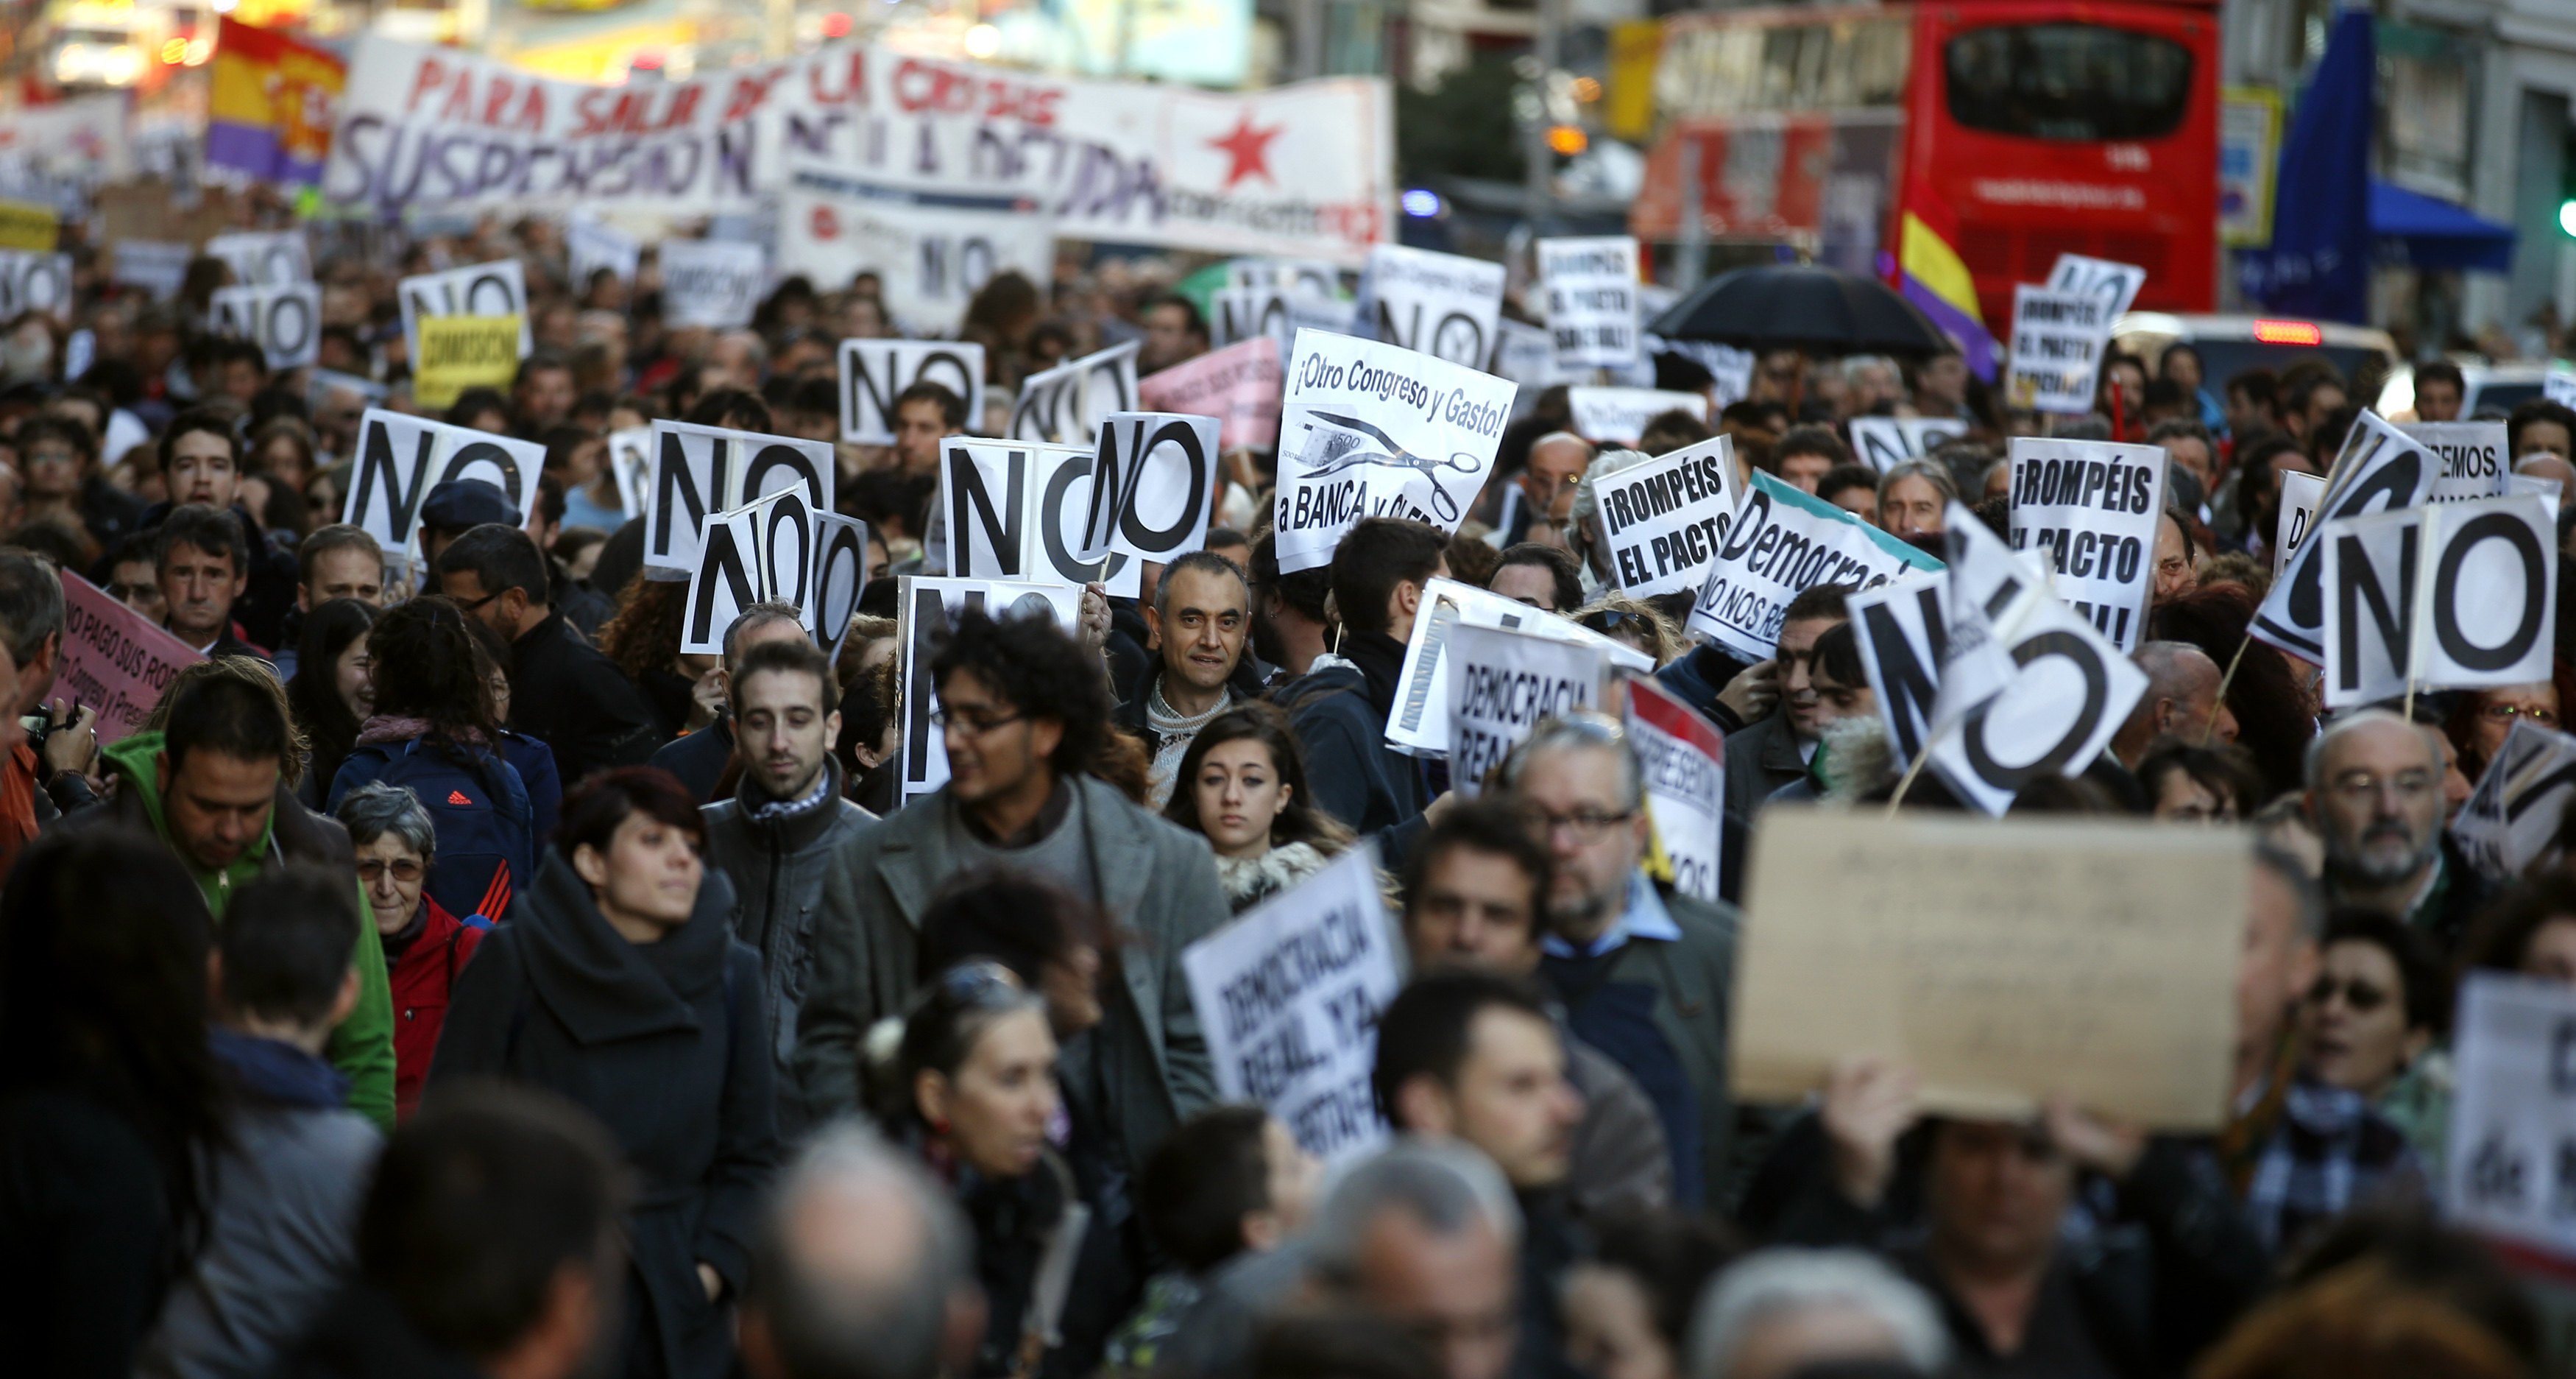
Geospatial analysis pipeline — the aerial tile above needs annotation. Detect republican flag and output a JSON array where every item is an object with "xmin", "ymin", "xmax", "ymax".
[
  {"xmin": 205, "ymin": 18, "xmax": 345, "ymax": 187},
  {"xmin": 1894, "ymin": 198, "xmax": 1998, "ymax": 383}
]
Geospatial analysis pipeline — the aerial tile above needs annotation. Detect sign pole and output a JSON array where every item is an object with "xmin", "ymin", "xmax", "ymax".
[
  {"xmin": 1886, "ymin": 718, "xmax": 1949, "ymax": 816},
  {"xmin": 2203, "ymin": 635, "xmax": 2251, "ymax": 746}
]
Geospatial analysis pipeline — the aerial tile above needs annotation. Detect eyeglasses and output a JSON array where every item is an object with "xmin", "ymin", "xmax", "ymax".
[
  {"xmin": 1579, "ymin": 608, "xmax": 1638, "ymax": 635},
  {"xmin": 448, "ymin": 590, "xmax": 502, "ymax": 613},
  {"xmin": 930, "ymin": 706, "xmax": 1025, "ymax": 734},
  {"xmin": 2307, "ymin": 975, "xmax": 2391, "ymax": 1014},
  {"xmin": 2326, "ymin": 770, "xmax": 2436, "ymax": 805},
  {"xmin": 358, "ymin": 858, "xmax": 425, "ymax": 884},
  {"xmin": 2482, "ymin": 702, "xmax": 2561, "ymax": 727},
  {"xmin": 935, "ymin": 960, "xmax": 1034, "ymax": 1009},
  {"xmin": 1529, "ymin": 808, "xmax": 1635, "ymax": 843}
]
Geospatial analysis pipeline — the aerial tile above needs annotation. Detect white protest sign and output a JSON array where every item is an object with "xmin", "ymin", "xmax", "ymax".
[
  {"xmin": 1360, "ymin": 244, "xmax": 1505, "ymax": 369},
  {"xmin": 1079, "ymin": 412, "xmax": 1222, "ymax": 568},
  {"xmin": 398, "ymin": 259, "xmax": 532, "ymax": 360},
  {"xmin": 608, "ymin": 427, "xmax": 654, "ymax": 521},
  {"xmin": 1446, "ymin": 622, "xmax": 1610, "ymax": 795},
  {"xmin": 206, "ymin": 230, "xmax": 313, "ymax": 286},
  {"xmin": 2251, "ymin": 411, "xmax": 2442, "ymax": 662},
  {"xmin": 210, "ymin": 283, "xmax": 322, "ymax": 370},
  {"xmin": 1934, "ymin": 593, "xmax": 2148, "ymax": 815},
  {"xmin": 1539, "ymin": 236, "xmax": 1641, "ymax": 371},
  {"xmin": 1850, "ymin": 417, "xmax": 1971, "ymax": 473},
  {"xmin": 111, "ymin": 241, "xmax": 191, "ymax": 301},
  {"xmin": 659, "ymin": 239, "xmax": 766, "ymax": 330},
  {"xmin": 2317, "ymin": 494, "xmax": 2557, "ymax": 710},
  {"xmin": 1183, "ymin": 843, "xmax": 1402, "ymax": 1163},
  {"xmin": 683, "ymin": 490, "xmax": 820, "ymax": 655},
  {"xmin": 1384, "ymin": 577, "xmax": 1651, "ymax": 757},
  {"xmin": 896, "ymin": 576, "xmax": 1084, "ymax": 800},
  {"xmin": 0, "ymin": 250, "xmax": 72, "ymax": 323},
  {"xmin": 1590, "ymin": 435, "xmax": 1741, "ymax": 599},
  {"xmin": 2447, "ymin": 973, "xmax": 2576, "ymax": 1262},
  {"xmin": 1229, "ymin": 258, "xmax": 1342, "ymax": 297},
  {"xmin": 1271, "ymin": 328, "xmax": 1518, "ymax": 573},
  {"xmin": 2272, "ymin": 469, "xmax": 2328, "ymax": 576},
  {"xmin": 1688, "ymin": 470, "xmax": 1946, "ymax": 663},
  {"xmin": 1210, "ymin": 281, "xmax": 1353, "ymax": 360},
  {"xmin": 941, "ymin": 438, "xmax": 1139, "ymax": 595},
  {"xmin": 347, "ymin": 409, "xmax": 544, "ymax": 559},
  {"xmin": 838, "ymin": 339, "xmax": 988, "ymax": 445},
  {"xmin": 2005, "ymin": 285, "xmax": 2110, "ymax": 415},
  {"xmin": 2006, "ymin": 437, "xmax": 2168, "ymax": 653},
  {"xmin": 1568, "ymin": 387, "xmax": 1708, "ymax": 446},
  {"xmin": 2045, "ymin": 253, "xmax": 2145, "ymax": 321},
  {"xmin": 2399, "ymin": 421, "xmax": 2511, "ymax": 504},
  {"xmin": 778, "ymin": 166, "xmax": 1057, "ymax": 337},
  {"xmin": 1655, "ymin": 337, "xmax": 1756, "ymax": 409},
  {"xmin": 2452, "ymin": 721, "xmax": 2576, "ymax": 882},
  {"xmin": 2548, "ymin": 370, "xmax": 2576, "ymax": 412},
  {"xmin": 641, "ymin": 420, "xmax": 837, "ymax": 581},
  {"xmin": 1489, "ymin": 318, "xmax": 1571, "ymax": 406},
  {"xmin": 1846, "ymin": 509, "xmax": 2050, "ymax": 768},
  {"xmin": 1010, "ymin": 341, "xmax": 1141, "ymax": 446},
  {"xmin": 2514, "ymin": 472, "xmax": 2565, "ymax": 519},
  {"xmin": 1626, "ymin": 677, "xmax": 1725, "ymax": 903},
  {"xmin": 567, "ymin": 217, "xmax": 640, "ymax": 289}
]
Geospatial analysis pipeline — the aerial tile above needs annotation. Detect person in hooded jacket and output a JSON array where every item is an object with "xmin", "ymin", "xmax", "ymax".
[
  {"xmin": 1278, "ymin": 518, "xmax": 1446, "ymax": 836},
  {"xmin": 427, "ymin": 766, "xmax": 781, "ymax": 1379}
]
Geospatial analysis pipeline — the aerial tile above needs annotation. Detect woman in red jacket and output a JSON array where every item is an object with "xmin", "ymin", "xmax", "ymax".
[{"xmin": 336, "ymin": 780, "xmax": 488, "ymax": 1120}]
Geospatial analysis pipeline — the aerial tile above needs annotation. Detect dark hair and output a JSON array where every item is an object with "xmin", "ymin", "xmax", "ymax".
[
  {"xmin": 1638, "ymin": 408, "xmax": 1714, "ymax": 455},
  {"xmin": 1402, "ymin": 796, "xmax": 1551, "ymax": 937},
  {"xmin": 595, "ymin": 575, "xmax": 687, "ymax": 685},
  {"xmin": 2227, "ymin": 367, "xmax": 2279, "ymax": 410},
  {"xmin": 1250, "ymin": 1311, "xmax": 1443, "ymax": 1379},
  {"xmin": 1814, "ymin": 463, "xmax": 1880, "ymax": 509},
  {"xmin": 1142, "ymin": 1104, "xmax": 1274, "ymax": 1273},
  {"xmin": 2465, "ymin": 872, "xmax": 2576, "ymax": 976},
  {"xmin": 1371, "ymin": 968, "xmax": 1551, "ymax": 1125},
  {"xmin": 2508, "ymin": 399, "xmax": 2576, "ymax": 459},
  {"xmin": 1495, "ymin": 542, "xmax": 1582, "ymax": 612},
  {"xmin": 1164, "ymin": 702, "xmax": 1351, "ymax": 853},
  {"xmin": 0, "ymin": 546, "xmax": 65, "ymax": 667},
  {"xmin": 436, "ymin": 523, "xmax": 550, "ymax": 604},
  {"xmin": 158, "ymin": 503, "xmax": 250, "ymax": 574},
  {"xmin": 367, "ymin": 595, "xmax": 502, "ymax": 742},
  {"xmin": 1783, "ymin": 582, "xmax": 1854, "ymax": 625},
  {"xmin": 297, "ymin": 523, "xmax": 384, "ymax": 590},
  {"xmin": 222, "ymin": 866, "xmax": 360, "ymax": 1027},
  {"xmin": 166, "ymin": 669, "xmax": 292, "ymax": 772},
  {"xmin": 894, "ymin": 380, "xmax": 966, "ymax": 430},
  {"xmin": 916, "ymin": 872, "xmax": 1100, "ymax": 992},
  {"xmin": 514, "ymin": 351, "xmax": 572, "ymax": 390},
  {"xmin": 1587, "ymin": 1209, "xmax": 1746, "ymax": 1349},
  {"xmin": 356, "ymin": 1084, "xmax": 627, "ymax": 1363},
  {"xmin": 2148, "ymin": 583, "xmax": 2311, "ymax": 797},
  {"xmin": 735, "ymin": 635, "xmax": 838, "ymax": 716},
  {"xmin": 684, "ymin": 387, "xmax": 773, "ymax": 434},
  {"xmin": 2282, "ymin": 369, "xmax": 2348, "ymax": 421},
  {"xmin": 445, "ymin": 387, "xmax": 510, "ymax": 429},
  {"xmin": 0, "ymin": 830, "xmax": 228, "ymax": 1295},
  {"xmin": 1809, "ymin": 620, "xmax": 1864, "ymax": 689},
  {"xmin": 159, "ymin": 407, "xmax": 240, "ymax": 473},
  {"xmin": 1251, "ymin": 529, "xmax": 1332, "ymax": 624},
  {"xmin": 1329, "ymin": 518, "xmax": 1446, "ymax": 638},
  {"xmin": 554, "ymin": 766, "xmax": 705, "ymax": 861},
  {"xmin": 16, "ymin": 412, "xmax": 95, "ymax": 462},
  {"xmin": 537, "ymin": 424, "xmax": 596, "ymax": 479},
  {"xmin": 1772, "ymin": 424, "xmax": 1850, "ymax": 469},
  {"xmin": 930, "ymin": 610, "xmax": 1110, "ymax": 779},
  {"xmin": 2147, "ymin": 418, "xmax": 2215, "ymax": 454},
  {"xmin": 1144, "ymin": 292, "xmax": 1209, "ymax": 341},
  {"xmin": 2134, "ymin": 741, "xmax": 2265, "ymax": 819},
  {"xmin": 1156, "ymin": 549, "xmax": 1252, "ymax": 619},
  {"xmin": 2414, "ymin": 360, "xmax": 2466, "ymax": 398},
  {"xmin": 894, "ymin": 962, "xmax": 1050, "ymax": 1126},
  {"xmin": 2319, "ymin": 908, "xmax": 2450, "ymax": 1037},
  {"xmin": 289, "ymin": 597, "xmax": 381, "ymax": 790}
]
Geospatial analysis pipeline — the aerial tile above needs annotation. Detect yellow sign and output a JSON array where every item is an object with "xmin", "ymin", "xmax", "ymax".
[
  {"xmin": 0, "ymin": 200, "xmax": 60, "ymax": 253},
  {"xmin": 1605, "ymin": 21, "xmax": 1664, "ymax": 144},
  {"xmin": 414, "ymin": 314, "xmax": 525, "ymax": 409}
]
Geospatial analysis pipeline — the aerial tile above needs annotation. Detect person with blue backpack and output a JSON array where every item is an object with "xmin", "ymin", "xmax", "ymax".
[{"xmin": 326, "ymin": 596, "xmax": 537, "ymax": 925}]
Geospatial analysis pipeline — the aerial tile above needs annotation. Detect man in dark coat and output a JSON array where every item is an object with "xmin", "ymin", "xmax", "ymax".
[
  {"xmin": 438, "ymin": 522, "xmax": 662, "ymax": 791},
  {"xmin": 651, "ymin": 604, "xmax": 813, "ymax": 803},
  {"xmin": 1280, "ymin": 518, "xmax": 1446, "ymax": 834},
  {"xmin": 1714, "ymin": 583, "xmax": 1850, "ymax": 830}
]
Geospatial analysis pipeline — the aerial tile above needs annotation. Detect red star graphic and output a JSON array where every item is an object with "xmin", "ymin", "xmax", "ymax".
[{"xmin": 1206, "ymin": 113, "xmax": 1283, "ymax": 190}]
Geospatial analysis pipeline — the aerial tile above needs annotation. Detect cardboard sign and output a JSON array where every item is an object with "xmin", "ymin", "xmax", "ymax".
[
  {"xmin": 1590, "ymin": 434, "xmax": 1741, "ymax": 599},
  {"xmin": 209, "ymin": 283, "xmax": 322, "ymax": 370},
  {"xmin": 1733, "ymin": 811, "xmax": 2250, "ymax": 1129},
  {"xmin": 2318, "ymin": 494, "xmax": 2557, "ymax": 709},
  {"xmin": 641, "ymin": 420, "xmax": 837, "ymax": 581},
  {"xmin": 413, "ymin": 315, "xmax": 526, "ymax": 409},
  {"xmin": 1384, "ymin": 577, "xmax": 1651, "ymax": 757},
  {"xmin": 1567, "ymin": 387, "xmax": 1708, "ymax": 446},
  {"xmin": 1079, "ymin": 412, "xmax": 1222, "ymax": 568},
  {"xmin": 1360, "ymin": 244, "xmax": 1505, "ymax": 368},
  {"xmin": 659, "ymin": 239, "xmax": 766, "ymax": 330},
  {"xmin": 896, "ymin": 576, "xmax": 1083, "ymax": 800},
  {"xmin": 206, "ymin": 229, "xmax": 313, "ymax": 286},
  {"xmin": 1445, "ymin": 622, "xmax": 1610, "ymax": 795},
  {"xmin": 941, "ymin": 438, "xmax": 1139, "ymax": 595},
  {"xmin": 54, "ymin": 573, "xmax": 205, "ymax": 746},
  {"xmin": 347, "ymin": 409, "xmax": 543, "ymax": 558},
  {"xmin": 0, "ymin": 250, "xmax": 72, "ymax": 323},
  {"xmin": 2447, "ymin": 973, "xmax": 2576, "ymax": 1262},
  {"xmin": 1626, "ymin": 677, "xmax": 1725, "ymax": 903},
  {"xmin": 1271, "ymin": 328, "xmax": 1518, "ymax": 574},
  {"xmin": 1009, "ymin": 341, "xmax": 1141, "ymax": 446},
  {"xmin": 566, "ymin": 217, "xmax": 640, "ymax": 288},
  {"xmin": 777, "ymin": 165, "xmax": 1057, "ymax": 337},
  {"xmin": 2045, "ymin": 253, "xmax": 2145, "ymax": 321},
  {"xmin": 839, "ymin": 339, "xmax": 988, "ymax": 446},
  {"xmin": 1182, "ymin": 842, "xmax": 1401, "ymax": 1163},
  {"xmin": 2005, "ymin": 286, "xmax": 2110, "ymax": 415},
  {"xmin": 2251, "ymin": 411, "xmax": 2441, "ymax": 663},
  {"xmin": 399, "ymin": 259, "xmax": 532, "ymax": 361},
  {"xmin": 111, "ymin": 240, "xmax": 191, "ymax": 301},
  {"xmin": 1539, "ymin": 235, "xmax": 1641, "ymax": 371},
  {"xmin": 2452, "ymin": 721, "xmax": 2576, "ymax": 881},
  {"xmin": 1687, "ymin": 470, "xmax": 1945, "ymax": 663},
  {"xmin": 2006, "ymin": 437, "xmax": 2168, "ymax": 653},
  {"xmin": 1138, "ymin": 336, "xmax": 1283, "ymax": 453},
  {"xmin": 1849, "ymin": 417, "xmax": 1970, "ymax": 473},
  {"xmin": 2399, "ymin": 421, "xmax": 2511, "ymax": 504},
  {"xmin": 2272, "ymin": 470, "xmax": 2327, "ymax": 576}
]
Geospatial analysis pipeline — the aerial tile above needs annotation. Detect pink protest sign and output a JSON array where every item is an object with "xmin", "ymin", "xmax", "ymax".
[
  {"xmin": 57, "ymin": 572, "xmax": 204, "ymax": 744},
  {"xmin": 1138, "ymin": 336, "xmax": 1281, "ymax": 452}
]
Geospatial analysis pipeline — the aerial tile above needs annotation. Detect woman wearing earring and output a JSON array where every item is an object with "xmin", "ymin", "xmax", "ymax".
[{"xmin": 1161, "ymin": 703, "xmax": 1354, "ymax": 914}]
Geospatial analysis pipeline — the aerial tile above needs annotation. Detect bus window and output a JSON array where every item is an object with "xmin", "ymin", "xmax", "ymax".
[
  {"xmin": 1658, "ymin": 15, "xmax": 1910, "ymax": 119},
  {"xmin": 1943, "ymin": 24, "xmax": 2193, "ymax": 141}
]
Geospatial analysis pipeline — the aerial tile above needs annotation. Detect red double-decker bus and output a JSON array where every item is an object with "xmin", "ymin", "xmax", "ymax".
[{"xmin": 1630, "ymin": 1, "xmax": 2221, "ymax": 325}]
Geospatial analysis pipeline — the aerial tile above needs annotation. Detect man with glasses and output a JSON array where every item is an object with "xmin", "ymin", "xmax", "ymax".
[
  {"xmin": 1497, "ymin": 713, "xmax": 1738, "ymax": 1208},
  {"xmin": 2304, "ymin": 710, "xmax": 2488, "ymax": 949},
  {"xmin": 436, "ymin": 522, "xmax": 661, "ymax": 790},
  {"xmin": 1499, "ymin": 433, "xmax": 1593, "ymax": 547}
]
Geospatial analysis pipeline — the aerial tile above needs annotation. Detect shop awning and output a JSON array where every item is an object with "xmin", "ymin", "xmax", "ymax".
[{"xmin": 2371, "ymin": 180, "xmax": 2516, "ymax": 273}]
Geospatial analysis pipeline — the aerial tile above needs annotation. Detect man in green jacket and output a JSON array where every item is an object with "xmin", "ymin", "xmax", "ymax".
[{"xmin": 79, "ymin": 672, "xmax": 397, "ymax": 1129}]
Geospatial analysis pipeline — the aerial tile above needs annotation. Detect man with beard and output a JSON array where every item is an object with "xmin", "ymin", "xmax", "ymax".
[{"xmin": 2304, "ymin": 710, "xmax": 2488, "ymax": 949}]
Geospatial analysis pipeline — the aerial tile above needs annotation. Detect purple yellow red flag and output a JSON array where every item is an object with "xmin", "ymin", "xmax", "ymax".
[
  {"xmin": 1894, "ymin": 197, "xmax": 1998, "ymax": 382},
  {"xmin": 206, "ymin": 18, "xmax": 345, "ymax": 186}
]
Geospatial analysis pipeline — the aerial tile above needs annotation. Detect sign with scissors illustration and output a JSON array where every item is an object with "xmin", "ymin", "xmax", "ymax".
[
  {"xmin": 1271, "ymin": 328, "xmax": 1518, "ymax": 574},
  {"xmin": 1295, "ymin": 411, "xmax": 1483, "ymax": 523}
]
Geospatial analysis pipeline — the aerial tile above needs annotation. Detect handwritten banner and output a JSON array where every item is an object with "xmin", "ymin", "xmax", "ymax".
[
  {"xmin": 56, "ymin": 574, "xmax": 205, "ymax": 744},
  {"xmin": 1138, "ymin": 336, "xmax": 1282, "ymax": 452}
]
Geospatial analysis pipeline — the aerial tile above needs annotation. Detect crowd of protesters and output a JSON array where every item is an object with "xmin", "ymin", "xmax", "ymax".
[{"xmin": 0, "ymin": 211, "xmax": 2572, "ymax": 1379}]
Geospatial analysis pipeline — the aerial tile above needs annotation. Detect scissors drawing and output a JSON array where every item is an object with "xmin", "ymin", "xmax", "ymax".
[{"xmin": 1296, "ymin": 411, "xmax": 1482, "ymax": 523}]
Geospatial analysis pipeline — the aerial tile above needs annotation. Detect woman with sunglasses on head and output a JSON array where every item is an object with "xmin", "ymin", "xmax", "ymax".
[
  {"xmin": 1572, "ymin": 593, "xmax": 1687, "ymax": 668},
  {"xmin": 336, "ymin": 782, "xmax": 486, "ymax": 1122},
  {"xmin": 1162, "ymin": 703, "xmax": 1355, "ymax": 914},
  {"xmin": 2300, "ymin": 908, "xmax": 2452, "ymax": 1177}
]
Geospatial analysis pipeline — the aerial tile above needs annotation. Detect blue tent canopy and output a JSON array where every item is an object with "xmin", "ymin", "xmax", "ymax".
[{"xmin": 2371, "ymin": 180, "xmax": 2516, "ymax": 273}]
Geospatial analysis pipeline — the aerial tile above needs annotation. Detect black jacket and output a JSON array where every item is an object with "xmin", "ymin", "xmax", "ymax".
[
  {"xmin": 506, "ymin": 610, "xmax": 664, "ymax": 792},
  {"xmin": 272, "ymin": 1283, "xmax": 484, "ymax": 1379},
  {"xmin": 134, "ymin": 498, "xmax": 300, "ymax": 652},
  {"xmin": 428, "ymin": 854, "xmax": 780, "ymax": 1379},
  {"xmin": 649, "ymin": 717, "xmax": 736, "ymax": 803},
  {"xmin": 954, "ymin": 1145, "xmax": 1125, "ymax": 1379},
  {"xmin": 0, "ymin": 1087, "xmax": 175, "ymax": 1379},
  {"xmin": 1277, "ymin": 632, "xmax": 1426, "ymax": 835}
]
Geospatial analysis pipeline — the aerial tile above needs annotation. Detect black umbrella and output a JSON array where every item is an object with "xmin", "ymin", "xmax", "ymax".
[{"xmin": 1648, "ymin": 264, "xmax": 1953, "ymax": 356}]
